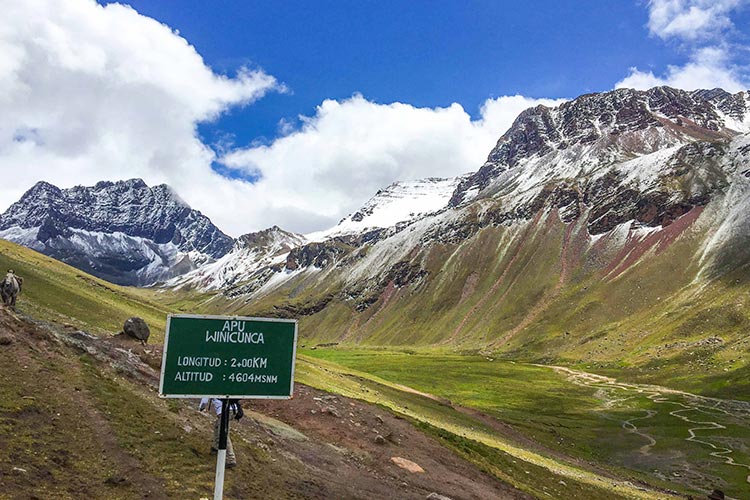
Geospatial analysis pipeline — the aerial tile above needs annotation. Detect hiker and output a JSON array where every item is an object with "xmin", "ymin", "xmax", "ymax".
[
  {"xmin": 1, "ymin": 269, "xmax": 22, "ymax": 309},
  {"xmin": 198, "ymin": 398, "xmax": 244, "ymax": 468}
]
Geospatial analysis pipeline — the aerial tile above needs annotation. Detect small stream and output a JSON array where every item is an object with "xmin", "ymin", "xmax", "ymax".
[{"xmin": 538, "ymin": 365, "xmax": 750, "ymax": 492}]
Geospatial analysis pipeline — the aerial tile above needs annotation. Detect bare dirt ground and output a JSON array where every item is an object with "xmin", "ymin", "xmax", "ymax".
[
  {"xmin": 248, "ymin": 384, "xmax": 529, "ymax": 500},
  {"xmin": 0, "ymin": 308, "xmax": 528, "ymax": 499}
]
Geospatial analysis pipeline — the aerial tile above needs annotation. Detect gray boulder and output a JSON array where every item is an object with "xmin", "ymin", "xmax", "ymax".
[
  {"xmin": 123, "ymin": 317, "xmax": 150, "ymax": 342},
  {"xmin": 426, "ymin": 493, "xmax": 453, "ymax": 500}
]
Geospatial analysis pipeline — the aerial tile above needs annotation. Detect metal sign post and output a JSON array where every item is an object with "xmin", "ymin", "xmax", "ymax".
[
  {"xmin": 158, "ymin": 314, "xmax": 298, "ymax": 498},
  {"xmin": 213, "ymin": 399, "xmax": 230, "ymax": 500}
]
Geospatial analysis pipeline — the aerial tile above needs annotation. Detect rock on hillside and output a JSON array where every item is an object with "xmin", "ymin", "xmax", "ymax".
[{"xmin": 0, "ymin": 179, "xmax": 233, "ymax": 285}]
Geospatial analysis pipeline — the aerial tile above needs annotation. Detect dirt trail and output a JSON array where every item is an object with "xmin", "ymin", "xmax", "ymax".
[
  {"xmin": 539, "ymin": 364, "xmax": 750, "ymax": 489},
  {"xmin": 622, "ymin": 410, "xmax": 657, "ymax": 455}
]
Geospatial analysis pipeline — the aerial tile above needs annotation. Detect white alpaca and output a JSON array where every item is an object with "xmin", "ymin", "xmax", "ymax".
[{"xmin": 1, "ymin": 271, "xmax": 22, "ymax": 308}]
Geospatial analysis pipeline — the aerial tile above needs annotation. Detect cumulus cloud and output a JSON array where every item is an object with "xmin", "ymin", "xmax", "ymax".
[
  {"xmin": 0, "ymin": 0, "xmax": 281, "ymax": 232},
  {"xmin": 219, "ymin": 94, "xmax": 565, "ymax": 233},
  {"xmin": 618, "ymin": 0, "xmax": 750, "ymax": 91},
  {"xmin": 616, "ymin": 46, "xmax": 747, "ymax": 91},
  {"xmin": 647, "ymin": 0, "xmax": 747, "ymax": 41}
]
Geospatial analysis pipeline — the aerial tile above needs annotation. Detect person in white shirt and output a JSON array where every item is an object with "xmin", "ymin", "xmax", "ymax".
[{"xmin": 198, "ymin": 398, "xmax": 240, "ymax": 468}]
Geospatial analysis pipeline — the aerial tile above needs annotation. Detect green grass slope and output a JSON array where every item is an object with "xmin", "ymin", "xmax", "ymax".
[
  {"xmin": 0, "ymin": 239, "xmax": 169, "ymax": 338},
  {"xmin": 304, "ymin": 348, "xmax": 750, "ymax": 499}
]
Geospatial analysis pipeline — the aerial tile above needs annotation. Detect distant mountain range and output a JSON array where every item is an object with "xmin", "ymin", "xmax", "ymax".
[
  {"xmin": 0, "ymin": 174, "xmax": 462, "ymax": 287},
  {"xmin": 3, "ymin": 86, "xmax": 750, "ymax": 366},
  {"xmin": 0, "ymin": 179, "xmax": 233, "ymax": 285}
]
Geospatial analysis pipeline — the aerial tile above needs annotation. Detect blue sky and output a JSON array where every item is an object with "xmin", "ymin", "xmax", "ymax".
[
  {"xmin": 103, "ymin": 0, "xmax": 682, "ymax": 147},
  {"xmin": 2, "ymin": 1, "xmax": 749, "ymax": 234}
]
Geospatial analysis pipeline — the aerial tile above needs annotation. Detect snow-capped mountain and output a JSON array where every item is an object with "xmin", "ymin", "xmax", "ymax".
[
  {"xmin": 306, "ymin": 177, "xmax": 463, "ymax": 242},
  {"xmin": 0, "ymin": 179, "xmax": 233, "ymax": 285},
  {"xmin": 167, "ymin": 226, "xmax": 306, "ymax": 291},
  {"xmin": 450, "ymin": 87, "xmax": 749, "ymax": 221},
  {"xmin": 166, "ymin": 178, "xmax": 459, "ymax": 291},
  {"xmin": 181, "ymin": 87, "xmax": 750, "ymax": 355}
]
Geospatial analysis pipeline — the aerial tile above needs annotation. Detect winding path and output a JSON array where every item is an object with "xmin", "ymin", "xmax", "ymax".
[
  {"xmin": 622, "ymin": 409, "xmax": 657, "ymax": 455},
  {"xmin": 537, "ymin": 365, "xmax": 750, "ymax": 487}
]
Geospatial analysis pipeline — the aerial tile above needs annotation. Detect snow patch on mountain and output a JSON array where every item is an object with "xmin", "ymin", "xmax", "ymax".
[
  {"xmin": 345, "ymin": 208, "xmax": 464, "ymax": 285},
  {"xmin": 696, "ymin": 134, "xmax": 750, "ymax": 268},
  {"xmin": 257, "ymin": 266, "xmax": 308, "ymax": 294},
  {"xmin": 166, "ymin": 226, "xmax": 307, "ymax": 291},
  {"xmin": 306, "ymin": 177, "xmax": 462, "ymax": 241},
  {"xmin": 0, "ymin": 226, "xmax": 44, "ymax": 251}
]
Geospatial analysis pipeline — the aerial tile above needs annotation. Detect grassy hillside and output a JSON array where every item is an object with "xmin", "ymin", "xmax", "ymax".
[
  {"xmin": 0, "ymin": 239, "xmax": 169, "ymax": 338},
  {"xmin": 158, "ymin": 205, "xmax": 750, "ymax": 398},
  {"xmin": 6, "ymin": 308, "xmax": 542, "ymax": 499}
]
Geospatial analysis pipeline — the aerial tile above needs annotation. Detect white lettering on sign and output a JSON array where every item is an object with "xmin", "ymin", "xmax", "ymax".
[
  {"xmin": 205, "ymin": 330, "xmax": 265, "ymax": 344},
  {"xmin": 228, "ymin": 373, "xmax": 278, "ymax": 383},
  {"xmin": 231, "ymin": 357, "xmax": 268, "ymax": 368},
  {"xmin": 174, "ymin": 371, "xmax": 214, "ymax": 382},
  {"xmin": 177, "ymin": 356, "xmax": 222, "ymax": 367},
  {"xmin": 223, "ymin": 320, "xmax": 245, "ymax": 331}
]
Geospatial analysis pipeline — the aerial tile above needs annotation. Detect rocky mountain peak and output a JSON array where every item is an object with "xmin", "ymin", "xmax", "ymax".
[
  {"xmin": 0, "ymin": 179, "xmax": 233, "ymax": 285},
  {"xmin": 489, "ymin": 86, "xmax": 737, "ymax": 167},
  {"xmin": 237, "ymin": 225, "xmax": 306, "ymax": 250},
  {"xmin": 450, "ymin": 86, "xmax": 749, "ymax": 207},
  {"xmin": 693, "ymin": 88, "xmax": 749, "ymax": 122},
  {"xmin": 167, "ymin": 225, "xmax": 307, "ymax": 292},
  {"xmin": 1, "ymin": 178, "xmax": 230, "ymax": 255},
  {"xmin": 22, "ymin": 180, "xmax": 61, "ymax": 197}
]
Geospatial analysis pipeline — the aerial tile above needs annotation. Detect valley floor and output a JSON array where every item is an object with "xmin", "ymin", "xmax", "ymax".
[
  {"xmin": 2, "ymin": 306, "xmax": 745, "ymax": 498},
  {"xmin": 304, "ymin": 348, "xmax": 750, "ymax": 499}
]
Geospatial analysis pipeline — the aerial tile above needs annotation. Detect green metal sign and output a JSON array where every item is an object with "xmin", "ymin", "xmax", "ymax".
[{"xmin": 159, "ymin": 314, "xmax": 298, "ymax": 399}]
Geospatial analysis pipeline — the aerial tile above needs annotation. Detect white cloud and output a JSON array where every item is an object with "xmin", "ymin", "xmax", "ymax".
[
  {"xmin": 220, "ymin": 94, "xmax": 565, "ymax": 234},
  {"xmin": 0, "ymin": 0, "xmax": 281, "ymax": 232},
  {"xmin": 618, "ymin": 1, "xmax": 750, "ymax": 92},
  {"xmin": 616, "ymin": 46, "xmax": 747, "ymax": 91},
  {"xmin": 647, "ymin": 0, "xmax": 747, "ymax": 41}
]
